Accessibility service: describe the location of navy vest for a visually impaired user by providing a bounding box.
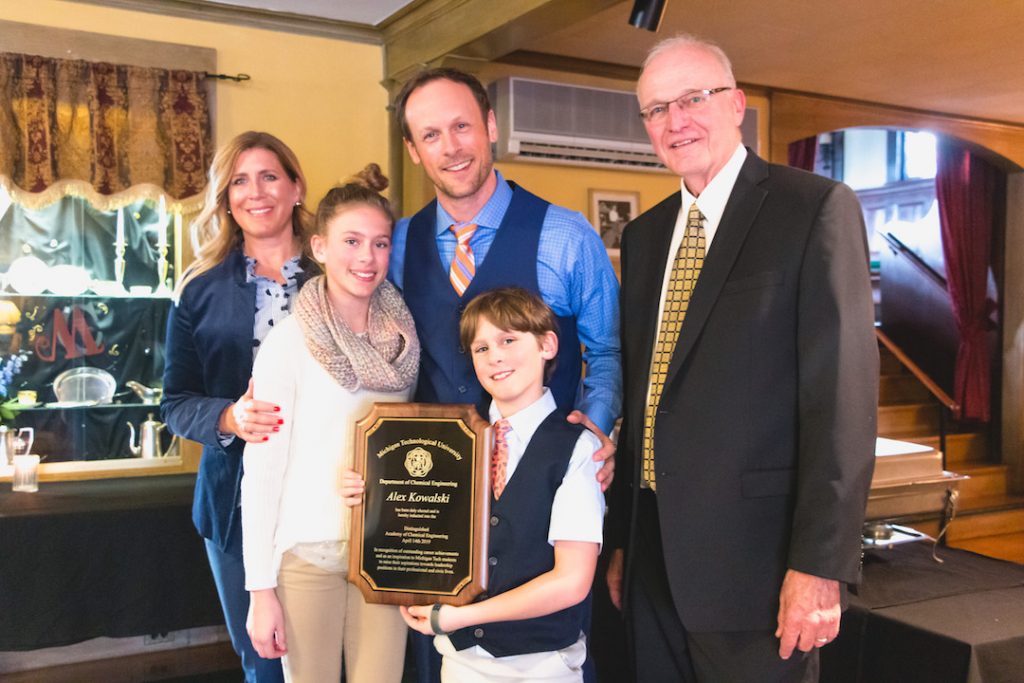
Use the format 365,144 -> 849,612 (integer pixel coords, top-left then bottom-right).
402,183 -> 583,415
449,411 -> 588,656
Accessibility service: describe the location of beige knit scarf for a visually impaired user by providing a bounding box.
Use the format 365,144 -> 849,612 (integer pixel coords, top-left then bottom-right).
293,275 -> 419,392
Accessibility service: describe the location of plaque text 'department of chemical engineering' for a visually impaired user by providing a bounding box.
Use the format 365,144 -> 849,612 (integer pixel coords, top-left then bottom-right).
348,403 -> 490,606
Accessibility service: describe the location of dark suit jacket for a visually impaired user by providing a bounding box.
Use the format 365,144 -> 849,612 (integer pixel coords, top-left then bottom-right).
609,151 -> 878,632
161,246 -> 314,551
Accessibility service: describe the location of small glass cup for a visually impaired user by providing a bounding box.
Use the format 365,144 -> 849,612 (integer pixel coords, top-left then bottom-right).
12,454 -> 39,492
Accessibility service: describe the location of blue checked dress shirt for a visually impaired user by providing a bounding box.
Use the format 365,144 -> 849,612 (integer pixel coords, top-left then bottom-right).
390,171 -> 622,434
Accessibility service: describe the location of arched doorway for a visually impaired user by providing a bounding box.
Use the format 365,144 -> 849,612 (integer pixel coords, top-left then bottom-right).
783,119 -> 1023,562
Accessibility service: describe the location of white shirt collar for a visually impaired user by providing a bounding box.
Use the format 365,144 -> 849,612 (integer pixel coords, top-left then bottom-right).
680,144 -> 747,249
487,388 -> 557,446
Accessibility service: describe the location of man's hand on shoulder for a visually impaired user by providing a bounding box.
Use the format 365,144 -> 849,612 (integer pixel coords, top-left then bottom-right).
775,568 -> 841,659
567,409 -> 615,491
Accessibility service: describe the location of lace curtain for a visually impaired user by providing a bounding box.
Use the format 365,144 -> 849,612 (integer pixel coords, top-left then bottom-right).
0,51 -> 211,210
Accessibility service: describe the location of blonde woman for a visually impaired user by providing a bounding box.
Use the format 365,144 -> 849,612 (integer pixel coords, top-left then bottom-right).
162,131 -> 315,683
241,164 -> 418,682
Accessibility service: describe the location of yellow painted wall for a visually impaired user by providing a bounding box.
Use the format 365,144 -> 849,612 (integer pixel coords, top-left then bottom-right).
491,161 -> 679,277
494,162 -> 678,223
403,159 -> 679,226
1,0 -> 389,204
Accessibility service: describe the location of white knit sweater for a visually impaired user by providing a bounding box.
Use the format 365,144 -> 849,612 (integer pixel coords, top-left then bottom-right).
241,315 -> 412,590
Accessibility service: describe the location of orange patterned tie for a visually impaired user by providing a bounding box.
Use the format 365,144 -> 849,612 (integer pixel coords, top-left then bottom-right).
491,419 -> 511,500
449,223 -> 478,296
642,203 -> 705,491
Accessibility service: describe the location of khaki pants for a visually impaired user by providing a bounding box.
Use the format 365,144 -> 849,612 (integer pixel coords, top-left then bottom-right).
435,632 -> 586,683
276,552 -> 406,683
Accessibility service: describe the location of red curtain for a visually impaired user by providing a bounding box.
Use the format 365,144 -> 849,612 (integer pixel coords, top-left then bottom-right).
935,141 -> 996,422
787,136 -> 818,172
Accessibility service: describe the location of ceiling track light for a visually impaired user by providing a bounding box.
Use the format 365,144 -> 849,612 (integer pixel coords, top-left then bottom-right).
628,0 -> 668,32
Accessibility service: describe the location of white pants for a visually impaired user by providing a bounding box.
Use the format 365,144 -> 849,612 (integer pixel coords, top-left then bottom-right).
275,552 -> 406,683
435,632 -> 586,683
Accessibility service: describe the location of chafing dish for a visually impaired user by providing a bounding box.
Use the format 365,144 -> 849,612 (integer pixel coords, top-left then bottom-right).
863,437 -> 968,546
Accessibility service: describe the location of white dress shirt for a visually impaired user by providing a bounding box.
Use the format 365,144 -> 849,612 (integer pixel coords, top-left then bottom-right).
652,143 -> 749,338
488,389 -> 605,547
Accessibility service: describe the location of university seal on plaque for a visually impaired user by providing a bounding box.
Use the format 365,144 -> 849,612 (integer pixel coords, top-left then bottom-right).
404,447 -> 433,478
348,403 -> 490,606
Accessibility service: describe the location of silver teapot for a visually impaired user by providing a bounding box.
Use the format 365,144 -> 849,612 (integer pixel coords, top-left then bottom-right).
127,414 -> 176,459
126,380 -> 163,405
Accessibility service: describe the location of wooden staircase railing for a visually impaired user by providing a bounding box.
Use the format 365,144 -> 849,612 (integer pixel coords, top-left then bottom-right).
875,325 -> 961,468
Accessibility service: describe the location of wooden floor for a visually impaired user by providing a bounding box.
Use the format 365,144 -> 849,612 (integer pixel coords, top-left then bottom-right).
13,642 -> 427,683
5,642 -> 241,683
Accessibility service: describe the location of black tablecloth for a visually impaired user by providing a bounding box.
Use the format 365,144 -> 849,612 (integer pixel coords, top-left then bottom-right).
0,475 -> 223,650
853,541 -> 1024,608
822,543 -> 1024,683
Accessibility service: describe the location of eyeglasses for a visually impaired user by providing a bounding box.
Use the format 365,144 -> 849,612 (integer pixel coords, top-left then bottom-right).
638,87 -> 733,123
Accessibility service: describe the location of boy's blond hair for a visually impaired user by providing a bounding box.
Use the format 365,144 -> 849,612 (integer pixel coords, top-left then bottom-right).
460,288 -> 559,378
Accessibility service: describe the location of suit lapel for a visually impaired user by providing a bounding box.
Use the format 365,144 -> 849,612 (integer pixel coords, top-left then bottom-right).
628,192 -> 680,377
664,154 -> 769,387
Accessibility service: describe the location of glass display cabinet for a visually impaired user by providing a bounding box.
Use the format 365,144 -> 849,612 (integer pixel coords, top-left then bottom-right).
0,190 -> 198,479
0,192 -> 215,658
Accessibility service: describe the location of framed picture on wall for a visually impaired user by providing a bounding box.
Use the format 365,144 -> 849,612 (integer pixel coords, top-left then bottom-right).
589,189 -> 639,253
741,95 -> 769,156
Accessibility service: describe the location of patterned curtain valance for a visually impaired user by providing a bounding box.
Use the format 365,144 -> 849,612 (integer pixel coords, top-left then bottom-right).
0,51 -> 212,201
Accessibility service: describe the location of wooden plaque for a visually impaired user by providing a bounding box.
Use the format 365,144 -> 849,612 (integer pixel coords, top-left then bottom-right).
348,403 -> 490,606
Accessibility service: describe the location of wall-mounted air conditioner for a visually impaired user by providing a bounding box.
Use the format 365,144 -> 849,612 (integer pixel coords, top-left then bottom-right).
488,77 -> 667,172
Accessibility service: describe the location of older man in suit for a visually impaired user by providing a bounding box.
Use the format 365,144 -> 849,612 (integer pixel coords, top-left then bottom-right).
606,35 -> 878,682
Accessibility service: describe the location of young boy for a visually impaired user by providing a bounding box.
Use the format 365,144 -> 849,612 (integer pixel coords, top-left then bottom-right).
401,287 -> 605,683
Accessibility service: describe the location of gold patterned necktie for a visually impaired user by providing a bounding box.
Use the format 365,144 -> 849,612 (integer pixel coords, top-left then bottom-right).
491,419 -> 511,499
642,203 -> 705,490
449,223 -> 478,296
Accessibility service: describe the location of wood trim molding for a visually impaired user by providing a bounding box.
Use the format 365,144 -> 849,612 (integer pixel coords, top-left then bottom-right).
875,327 -> 959,416
0,441 -> 200,483
496,50 -> 640,82
73,0 -> 381,44
770,91 -> 1024,170
383,0 -> 551,81
0,19 -> 216,71
381,0 -> 619,83
1002,173 -> 1024,493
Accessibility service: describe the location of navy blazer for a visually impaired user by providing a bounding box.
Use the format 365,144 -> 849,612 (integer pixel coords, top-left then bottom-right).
162,246 -> 314,551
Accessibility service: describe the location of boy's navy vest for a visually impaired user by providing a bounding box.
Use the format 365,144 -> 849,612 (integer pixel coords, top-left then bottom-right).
402,183 -> 582,414
449,411 -> 588,656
